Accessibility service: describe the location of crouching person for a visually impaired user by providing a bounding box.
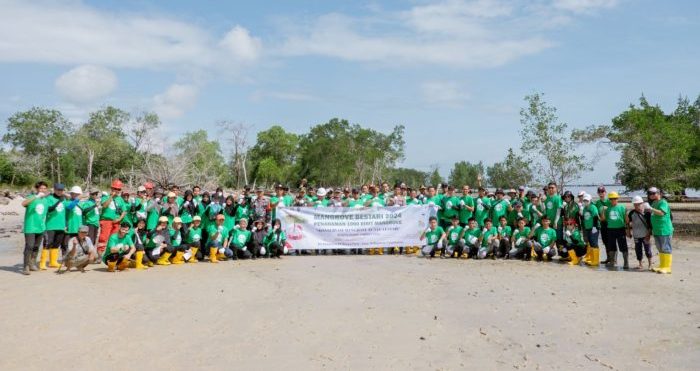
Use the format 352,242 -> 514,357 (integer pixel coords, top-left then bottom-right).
444,216 -> 465,258
62,226 -> 97,273
102,222 -> 135,272
230,219 -> 253,260
562,219 -> 586,265
129,219 -> 150,269
459,218 -> 482,258
168,217 -> 187,264
420,216 -> 445,259
184,216 -> 204,263
509,218 -> 532,260
251,219 -> 268,259
477,218 -> 499,259
207,214 -> 230,263
530,216 -> 557,261
496,216 -> 512,259
264,219 -> 287,258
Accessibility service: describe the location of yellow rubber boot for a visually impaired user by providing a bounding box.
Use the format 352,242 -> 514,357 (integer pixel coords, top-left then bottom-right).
585,248 -> 599,266
189,248 -> 198,263
171,251 -> 185,265
656,253 -> 672,274
117,260 -> 129,271
48,248 -> 61,268
107,260 -> 117,272
209,247 -> 219,263
582,245 -> 591,264
157,252 -> 172,265
568,250 -> 580,266
368,248 -> 375,255
134,251 -> 147,270
377,248 -> 384,255
39,249 -> 49,270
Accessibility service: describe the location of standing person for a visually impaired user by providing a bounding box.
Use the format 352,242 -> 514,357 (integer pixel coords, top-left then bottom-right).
544,182 -> 563,248
419,216 -> 445,259
64,186 -> 85,250
490,189 -> 510,226
440,186 -> 460,230
264,219 -> 287,258
160,192 -> 180,225
562,219 -> 586,265
252,187 -> 271,224
21,181 -> 49,274
458,185 -> 475,228
146,188 -> 164,231
627,196 -> 652,270
647,187 -> 674,274
474,187 -> 492,228
595,186 -> 613,264
45,183 -> 68,268
62,225 -> 98,273
179,190 -> 197,230
234,195 -> 251,227
528,193 -> 545,228
82,189 -> 101,247
270,185 -> 293,222
600,192 -> 629,269
98,179 -> 127,257
581,194 -> 601,266
102,222 -> 135,272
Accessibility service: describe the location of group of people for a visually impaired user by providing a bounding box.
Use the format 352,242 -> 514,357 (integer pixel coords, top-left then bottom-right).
19,179 -> 675,275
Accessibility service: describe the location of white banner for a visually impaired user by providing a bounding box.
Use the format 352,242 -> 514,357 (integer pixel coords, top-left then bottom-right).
278,205 -> 434,250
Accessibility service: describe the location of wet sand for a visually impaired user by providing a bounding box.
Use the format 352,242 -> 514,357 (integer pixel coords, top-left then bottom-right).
0,200 -> 698,370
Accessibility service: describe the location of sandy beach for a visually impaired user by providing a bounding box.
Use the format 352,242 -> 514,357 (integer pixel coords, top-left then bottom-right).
0,199 -> 698,370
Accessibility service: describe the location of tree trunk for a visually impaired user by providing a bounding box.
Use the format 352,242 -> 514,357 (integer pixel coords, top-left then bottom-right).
86,149 -> 94,190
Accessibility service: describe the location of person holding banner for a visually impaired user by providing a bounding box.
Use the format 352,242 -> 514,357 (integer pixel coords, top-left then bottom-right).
420,216 -> 446,259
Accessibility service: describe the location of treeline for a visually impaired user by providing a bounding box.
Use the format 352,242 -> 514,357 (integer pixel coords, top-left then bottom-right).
2,93 -> 699,192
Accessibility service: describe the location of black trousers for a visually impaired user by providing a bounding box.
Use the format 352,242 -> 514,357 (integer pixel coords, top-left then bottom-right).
23,233 -> 43,264
46,230 -> 66,251
564,241 -> 587,257
104,253 -> 125,263
605,228 -> 628,253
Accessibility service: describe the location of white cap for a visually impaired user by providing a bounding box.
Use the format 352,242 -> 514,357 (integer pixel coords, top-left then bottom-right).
632,196 -> 644,204
69,186 -> 82,195
317,187 -> 327,197
583,194 -> 592,202
647,187 -> 659,194
137,185 -> 146,192
578,190 -> 586,197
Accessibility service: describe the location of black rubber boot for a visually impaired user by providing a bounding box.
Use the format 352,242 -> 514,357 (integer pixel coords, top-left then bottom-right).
605,250 -> 616,267
622,252 -> 629,270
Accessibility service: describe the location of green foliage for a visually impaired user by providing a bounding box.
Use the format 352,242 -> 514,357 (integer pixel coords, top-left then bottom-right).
385,167 -> 429,188
486,148 -> 533,189
173,130 -> 226,187
429,167 -> 444,187
249,125 -> 299,185
520,93 -> 590,189
448,161 -> 484,187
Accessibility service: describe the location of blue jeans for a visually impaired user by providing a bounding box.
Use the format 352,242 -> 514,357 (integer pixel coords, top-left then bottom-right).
584,228 -> 600,248
653,235 -> 672,254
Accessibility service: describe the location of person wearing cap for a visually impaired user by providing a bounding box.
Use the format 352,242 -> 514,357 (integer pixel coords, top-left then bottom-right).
184,215 -> 203,262
99,179 -> 127,257
252,187 -> 271,224
149,216 -> 173,265
230,219 -> 253,260
314,188 -> 330,208
474,187 -> 492,228
600,191 -> 629,269
21,181 -> 49,275
81,189 -> 101,246
122,188 -> 144,228
562,191 -> 580,226
263,219 -> 287,258
160,191 -> 180,225
44,183 -> 69,269
166,217 -> 186,264
562,218 -> 586,265
102,222 -> 135,272
529,215 -> 557,261
62,225 -> 97,273
581,194 -> 601,266
146,188 -> 165,230
170,184 -> 184,207
206,214 -> 230,263
458,185 -> 475,228
129,219 -> 150,269
293,188 -> 308,207
363,186 -> 386,255
329,188 -> 345,208
647,187 -> 673,274
595,186 -> 613,264
627,196 -> 652,270
65,186 -> 85,246
440,186 -> 460,230
419,216 -> 446,259
250,219 -> 268,258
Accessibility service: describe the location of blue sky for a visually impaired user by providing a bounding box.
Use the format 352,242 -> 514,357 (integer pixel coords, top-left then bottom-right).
1,0 -> 698,184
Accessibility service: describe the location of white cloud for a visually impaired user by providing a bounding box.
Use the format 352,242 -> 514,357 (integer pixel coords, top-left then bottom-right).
152,84 -> 199,119
250,90 -> 317,102
55,65 -> 117,104
552,0 -> 619,13
0,1 -> 261,72
278,0 -> 618,68
421,81 -> 470,107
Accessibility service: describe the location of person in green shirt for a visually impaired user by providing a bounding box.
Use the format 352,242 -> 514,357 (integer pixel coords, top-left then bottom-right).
313,188 -> 330,208
600,191 -> 629,269
581,194 -> 601,266
45,183 -> 68,268
222,196 -> 237,230
65,185 -> 85,239
230,219 -> 253,260
507,201 -> 528,229
406,188 -> 423,206
424,186 -> 442,221
102,222 -> 135,272
529,216 -> 557,261
477,218 -> 499,259
562,191 -> 580,227
21,181 -> 49,275
496,216 -> 512,258
420,216 -> 446,259
166,217 -> 187,264
474,187 -> 492,228
185,216 -> 203,263
440,186 -> 460,230
594,186 -> 613,264
345,189 -> 365,208
459,218 -> 482,258
544,182 -> 563,247
98,179 -> 127,256
444,216 -> 465,258
179,190 -> 197,228
270,185 -> 294,221
647,187 -> 674,274
263,219 -> 287,258
146,188 -> 165,231
458,185 -> 475,227
206,214 -> 229,263
508,217 -> 532,260
82,189 -> 101,245
562,218 -> 587,265
490,189 -> 510,225
528,195 -> 545,227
